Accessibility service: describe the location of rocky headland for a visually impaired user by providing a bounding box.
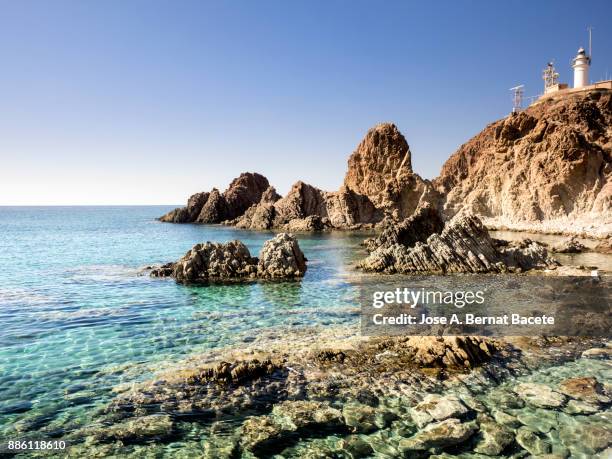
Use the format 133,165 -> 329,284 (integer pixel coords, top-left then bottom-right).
435,91 -> 612,239
159,91 -> 611,240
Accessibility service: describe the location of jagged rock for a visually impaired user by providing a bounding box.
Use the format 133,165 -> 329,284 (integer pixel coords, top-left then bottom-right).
151,233 -> 306,283
187,359 -> 282,386
233,186 -> 281,230
404,336 -> 496,369
342,403 -> 378,433
159,172 -> 270,224
222,172 -> 270,220
410,394 -> 471,428
258,233 -> 307,278
197,188 -> 228,223
284,215 -> 328,232
513,383 -> 567,408
149,262 -> 175,277
159,192 -> 210,223
272,181 -> 328,226
323,186 -> 382,227
398,418 -> 478,452
435,92 -> 612,238
168,240 -> 258,283
358,212 -> 558,274
363,203 -> 444,252
473,420 -> 514,455
558,377 -> 610,405
343,123 -> 437,218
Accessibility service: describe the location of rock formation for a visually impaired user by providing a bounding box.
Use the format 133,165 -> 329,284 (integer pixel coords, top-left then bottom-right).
435,91 -> 612,237
160,123 -> 433,230
150,233 -> 307,283
362,203 -> 444,252
343,123 -> 437,218
159,172 -> 269,224
358,211 -> 559,274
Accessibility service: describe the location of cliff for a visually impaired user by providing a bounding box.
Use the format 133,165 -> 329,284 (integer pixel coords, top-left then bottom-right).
434,91 -> 612,237
160,91 -> 611,237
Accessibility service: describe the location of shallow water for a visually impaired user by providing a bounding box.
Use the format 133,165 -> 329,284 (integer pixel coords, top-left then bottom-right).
0,206 -> 366,441
490,230 -> 612,271
1,207 -> 610,457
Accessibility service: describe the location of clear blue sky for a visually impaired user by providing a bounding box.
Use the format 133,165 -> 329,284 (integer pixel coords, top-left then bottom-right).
1,0 -> 610,205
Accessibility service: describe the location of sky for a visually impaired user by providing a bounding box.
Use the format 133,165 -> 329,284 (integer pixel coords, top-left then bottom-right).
1,0 -> 611,205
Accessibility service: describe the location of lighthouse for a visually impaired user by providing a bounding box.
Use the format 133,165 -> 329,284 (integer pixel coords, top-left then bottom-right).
572,47 -> 591,88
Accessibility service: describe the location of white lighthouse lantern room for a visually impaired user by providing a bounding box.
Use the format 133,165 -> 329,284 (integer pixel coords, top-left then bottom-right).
572,47 -> 591,88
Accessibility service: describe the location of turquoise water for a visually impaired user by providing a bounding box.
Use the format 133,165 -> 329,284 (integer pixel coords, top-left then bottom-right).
0,206 -> 365,441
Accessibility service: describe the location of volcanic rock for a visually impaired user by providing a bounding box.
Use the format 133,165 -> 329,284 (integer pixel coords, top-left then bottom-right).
232,186 -> 281,230
343,123 -> 437,218
358,212 -> 558,274
363,202 -> 444,252
222,172 -> 270,220
435,91 -> 612,237
258,232 -> 308,278
552,236 -> 587,253
150,233 -> 307,283
196,188 -> 228,223
159,172 -> 270,224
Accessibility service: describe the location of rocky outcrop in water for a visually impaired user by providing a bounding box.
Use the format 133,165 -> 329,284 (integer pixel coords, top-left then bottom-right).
160,123 -> 434,230
150,233 -> 307,283
359,212 -> 559,274
159,172 -> 270,224
552,236 -> 587,253
363,203 -> 444,252
435,91 -> 612,237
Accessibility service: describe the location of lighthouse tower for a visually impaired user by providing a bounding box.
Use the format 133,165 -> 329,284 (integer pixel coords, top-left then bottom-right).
572,47 -> 591,88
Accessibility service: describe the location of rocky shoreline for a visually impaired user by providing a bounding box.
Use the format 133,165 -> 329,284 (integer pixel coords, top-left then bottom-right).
30,324 -> 610,458
159,91 -> 611,240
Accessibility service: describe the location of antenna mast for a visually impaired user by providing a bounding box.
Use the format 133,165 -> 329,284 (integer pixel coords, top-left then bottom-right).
588,26 -> 593,58
509,85 -> 524,113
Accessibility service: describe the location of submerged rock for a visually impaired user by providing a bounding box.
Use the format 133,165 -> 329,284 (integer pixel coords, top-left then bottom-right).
515,426 -> 552,455
272,400 -> 344,430
513,382 -> 567,408
558,377 -> 610,405
150,233 -> 307,283
83,414 -> 174,444
410,394 -> 471,428
398,418 -> 478,452
473,420 -> 514,455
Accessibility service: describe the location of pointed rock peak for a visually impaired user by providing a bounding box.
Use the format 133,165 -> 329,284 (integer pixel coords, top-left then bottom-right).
344,122 -> 413,200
